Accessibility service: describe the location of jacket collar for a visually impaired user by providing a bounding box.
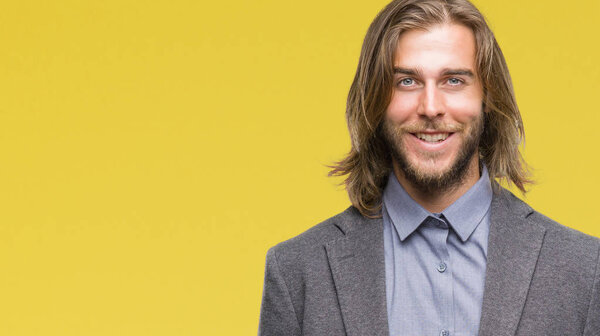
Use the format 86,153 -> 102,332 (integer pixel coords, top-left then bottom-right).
325,209 -> 388,336
477,186 -> 546,336
325,186 -> 545,336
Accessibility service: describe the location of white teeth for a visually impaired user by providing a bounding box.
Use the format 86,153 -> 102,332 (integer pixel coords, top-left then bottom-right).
415,133 -> 449,142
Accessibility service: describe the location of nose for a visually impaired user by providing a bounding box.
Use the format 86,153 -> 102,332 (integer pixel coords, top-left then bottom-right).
418,84 -> 444,119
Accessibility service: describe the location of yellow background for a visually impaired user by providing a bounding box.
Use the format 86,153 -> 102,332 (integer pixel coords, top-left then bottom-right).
0,0 -> 598,335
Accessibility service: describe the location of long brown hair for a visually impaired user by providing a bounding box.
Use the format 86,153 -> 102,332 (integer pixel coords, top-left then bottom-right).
329,0 -> 532,218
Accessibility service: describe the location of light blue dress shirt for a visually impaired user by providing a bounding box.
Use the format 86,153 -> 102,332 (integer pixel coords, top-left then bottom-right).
383,165 -> 493,336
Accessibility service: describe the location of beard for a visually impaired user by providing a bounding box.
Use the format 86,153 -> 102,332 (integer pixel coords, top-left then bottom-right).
382,114 -> 484,194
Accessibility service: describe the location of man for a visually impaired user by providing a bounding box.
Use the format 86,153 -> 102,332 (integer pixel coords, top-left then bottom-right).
259,0 -> 600,335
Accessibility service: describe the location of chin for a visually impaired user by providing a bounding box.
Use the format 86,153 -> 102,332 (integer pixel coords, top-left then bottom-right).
411,166 -> 452,182
408,155 -> 454,176
395,152 -> 475,193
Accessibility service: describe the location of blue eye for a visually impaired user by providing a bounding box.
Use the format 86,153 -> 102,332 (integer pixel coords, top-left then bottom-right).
399,78 -> 414,86
448,78 -> 462,85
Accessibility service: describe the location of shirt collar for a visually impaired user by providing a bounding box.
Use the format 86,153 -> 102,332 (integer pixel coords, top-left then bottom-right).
383,164 -> 493,242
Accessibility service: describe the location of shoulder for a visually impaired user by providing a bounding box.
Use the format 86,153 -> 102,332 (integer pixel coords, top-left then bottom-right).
498,187 -> 600,259
267,206 -> 362,260
528,210 -> 600,249
262,206 -> 368,310
527,209 -> 600,272
261,207 -> 372,329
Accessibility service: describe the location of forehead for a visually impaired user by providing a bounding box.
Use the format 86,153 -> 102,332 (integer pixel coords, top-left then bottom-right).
393,23 -> 477,71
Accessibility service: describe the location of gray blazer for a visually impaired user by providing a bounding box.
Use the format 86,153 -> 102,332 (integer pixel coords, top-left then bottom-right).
258,188 -> 600,335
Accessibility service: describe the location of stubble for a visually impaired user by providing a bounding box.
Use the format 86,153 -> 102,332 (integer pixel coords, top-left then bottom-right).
382,114 -> 484,194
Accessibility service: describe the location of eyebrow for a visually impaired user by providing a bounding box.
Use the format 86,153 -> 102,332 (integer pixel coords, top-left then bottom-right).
393,67 -> 475,78
393,67 -> 421,76
442,69 -> 475,77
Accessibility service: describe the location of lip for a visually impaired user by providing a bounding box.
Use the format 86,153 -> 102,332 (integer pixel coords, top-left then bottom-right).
408,132 -> 455,151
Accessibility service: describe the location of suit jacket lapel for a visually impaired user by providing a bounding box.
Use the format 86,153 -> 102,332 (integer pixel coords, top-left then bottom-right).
325,212 -> 389,336
478,189 -> 546,336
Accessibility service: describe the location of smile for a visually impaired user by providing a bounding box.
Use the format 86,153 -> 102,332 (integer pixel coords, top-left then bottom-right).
413,132 -> 452,143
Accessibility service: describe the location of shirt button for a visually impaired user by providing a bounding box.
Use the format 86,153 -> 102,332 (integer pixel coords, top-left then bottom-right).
437,261 -> 447,273
440,329 -> 450,336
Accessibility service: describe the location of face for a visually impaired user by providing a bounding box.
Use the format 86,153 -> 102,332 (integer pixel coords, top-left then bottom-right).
383,23 -> 484,193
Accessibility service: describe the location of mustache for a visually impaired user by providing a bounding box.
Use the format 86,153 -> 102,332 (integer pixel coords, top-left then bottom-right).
396,121 -> 465,133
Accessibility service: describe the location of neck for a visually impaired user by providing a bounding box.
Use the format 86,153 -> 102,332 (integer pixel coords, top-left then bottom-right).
392,156 -> 481,213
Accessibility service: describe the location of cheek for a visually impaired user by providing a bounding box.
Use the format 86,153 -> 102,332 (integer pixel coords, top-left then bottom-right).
446,96 -> 482,123
386,92 -> 419,123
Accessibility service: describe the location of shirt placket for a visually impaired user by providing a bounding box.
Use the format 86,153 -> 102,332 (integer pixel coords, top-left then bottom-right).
429,216 -> 455,336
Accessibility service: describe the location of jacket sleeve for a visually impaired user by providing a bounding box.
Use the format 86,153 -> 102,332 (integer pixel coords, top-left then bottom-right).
583,245 -> 600,336
258,247 -> 302,336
